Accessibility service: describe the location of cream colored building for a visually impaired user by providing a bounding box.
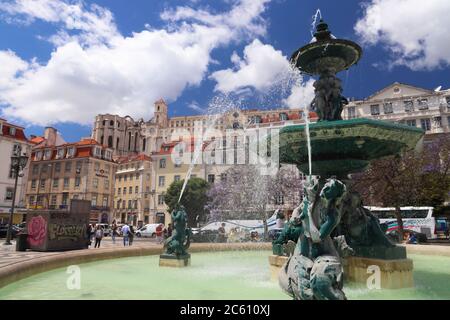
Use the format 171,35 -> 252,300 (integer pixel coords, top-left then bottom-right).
0,118 -> 33,224
343,82 -> 450,138
26,138 -> 116,223
113,154 -> 152,227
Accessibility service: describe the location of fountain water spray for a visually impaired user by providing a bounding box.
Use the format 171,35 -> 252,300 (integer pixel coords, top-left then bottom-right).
311,9 -> 322,38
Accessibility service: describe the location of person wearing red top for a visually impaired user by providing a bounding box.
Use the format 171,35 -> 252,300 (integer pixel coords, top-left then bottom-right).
156,224 -> 164,244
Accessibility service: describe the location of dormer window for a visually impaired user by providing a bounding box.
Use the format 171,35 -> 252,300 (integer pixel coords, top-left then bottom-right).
44,149 -> 52,160
67,147 -> 75,157
9,127 -> 16,136
105,150 -> 112,160
35,151 -> 43,161
94,147 -> 102,157
279,113 -> 288,121
56,148 -> 65,159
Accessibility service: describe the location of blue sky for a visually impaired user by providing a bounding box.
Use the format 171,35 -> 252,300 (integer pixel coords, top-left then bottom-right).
0,0 -> 449,142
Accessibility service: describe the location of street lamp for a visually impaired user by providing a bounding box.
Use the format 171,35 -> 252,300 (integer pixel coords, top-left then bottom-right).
3,145 -> 28,245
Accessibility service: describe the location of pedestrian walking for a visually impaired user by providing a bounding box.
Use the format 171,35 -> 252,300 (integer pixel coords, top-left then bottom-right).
121,223 -> 130,246
94,225 -> 103,248
156,224 -> 163,244
86,224 -> 92,247
129,225 -> 135,246
111,221 -> 117,244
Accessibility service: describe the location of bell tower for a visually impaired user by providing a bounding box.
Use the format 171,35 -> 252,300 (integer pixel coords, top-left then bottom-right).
154,98 -> 168,128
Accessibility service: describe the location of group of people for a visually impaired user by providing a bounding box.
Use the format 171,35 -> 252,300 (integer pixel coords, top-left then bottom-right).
86,221 -> 173,249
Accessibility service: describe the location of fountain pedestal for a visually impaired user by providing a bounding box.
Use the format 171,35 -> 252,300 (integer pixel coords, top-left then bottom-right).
159,254 -> 191,268
268,255 -> 414,289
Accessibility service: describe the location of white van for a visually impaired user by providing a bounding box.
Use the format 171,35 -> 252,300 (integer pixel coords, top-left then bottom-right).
135,223 -> 163,238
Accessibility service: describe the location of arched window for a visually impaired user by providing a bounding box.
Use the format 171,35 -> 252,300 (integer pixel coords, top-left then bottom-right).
142,138 -> 146,151
108,136 -> 113,148
134,135 -> 138,151
128,132 -> 131,151
102,120 -> 106,126
117,121 -> 120,128
110,120 -> 114,126
100,136 -> 104,145
116,137 -> 120,149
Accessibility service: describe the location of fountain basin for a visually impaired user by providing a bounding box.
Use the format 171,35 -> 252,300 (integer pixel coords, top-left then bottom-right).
279,118 -> 424,177
1,249 -> 450,299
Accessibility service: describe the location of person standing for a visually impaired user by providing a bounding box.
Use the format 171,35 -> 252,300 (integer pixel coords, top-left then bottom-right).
111,221 -> 117,244
94,225 -> 103,248
86,224 -> 92,248
129,225 -> 135,246
217,223 -> 227,243
156,224 -> 163,244
122,223 -> 130,246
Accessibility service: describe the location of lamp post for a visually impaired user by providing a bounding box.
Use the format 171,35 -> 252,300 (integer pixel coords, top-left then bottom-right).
3,145 -> 28,245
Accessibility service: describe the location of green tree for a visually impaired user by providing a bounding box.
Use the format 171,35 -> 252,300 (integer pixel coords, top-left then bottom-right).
164,177 -> 210,228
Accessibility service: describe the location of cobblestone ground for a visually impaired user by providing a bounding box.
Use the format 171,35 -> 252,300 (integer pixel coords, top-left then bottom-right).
0,237 -> 161,269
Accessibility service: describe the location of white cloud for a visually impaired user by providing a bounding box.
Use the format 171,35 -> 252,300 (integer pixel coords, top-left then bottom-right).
355,0 -> 450,70
0,0 -> 270,126
210,38 -> 315,109
210,39 -> 290,93
187,101 -> 205,113
283,78 -> 315,110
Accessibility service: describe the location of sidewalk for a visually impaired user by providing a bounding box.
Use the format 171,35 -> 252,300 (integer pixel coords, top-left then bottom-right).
0,238 -> 159,269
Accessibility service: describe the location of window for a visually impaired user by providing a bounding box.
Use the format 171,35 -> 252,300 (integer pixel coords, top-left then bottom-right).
94,162 -> 100,173
404,101 -> 414,112
421,118 -> 431,131
105,179 -> 110,190
159,158 -> 166,169
32,165 -> 39,175
104,164 -> 110,174
95,148 -> 102,157
37,195 -> 43,206
91,195 -> 97,207
9,127 -> 16,136
117,200 -> 121,209
159,176 -> 165,187
5,188 -> 14,201
53,178 -> 59,188
135,186 -> 139,194
207,174 -> 215,183
124,175 -> 127,182
174,175 -> 181,182
446,97 -> 450,109
67,147 -> 75,157
221,173 -> 227,181
123,187 -> 127,195
93,178 -> 98,188
41,165 -> 48,173
65,162 -> 72,172
103,196 -> 108,207
158,195 -> 165,205
128,200 -> 132,209
383,102 -> 393,114
118,188 -> 121,195
29,196 -> 35,206
417,99 -> 428,110
40,179 -> 45,188
12,144 -> 21,156
279,113 -> 288,121
35,151 -> 43,161
129,186 -> 132,194
31,179 -> 37,189
63,178 -> 70,189
57,148 -> 65,159
62,193 -> 69,206
370,104 -> 380,115
51,195 -> 57,206
433,116 -> 442,128
347,106 -> 356,119
406,119 -> 417,127
75,177 -> 81,188
55,163 -> 61,172
275,194 -> 284,205
76,161 -> 82,173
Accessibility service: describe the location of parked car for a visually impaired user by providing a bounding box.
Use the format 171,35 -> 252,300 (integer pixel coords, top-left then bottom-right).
0,224 -> 22,239
191,229 -> 221,243
135,224 -> 163,238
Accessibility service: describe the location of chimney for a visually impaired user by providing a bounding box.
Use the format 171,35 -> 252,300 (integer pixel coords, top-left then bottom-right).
44,127 -> 57,146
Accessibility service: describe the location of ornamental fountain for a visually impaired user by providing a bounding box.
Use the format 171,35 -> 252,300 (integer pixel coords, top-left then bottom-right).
271,19 -> 425,300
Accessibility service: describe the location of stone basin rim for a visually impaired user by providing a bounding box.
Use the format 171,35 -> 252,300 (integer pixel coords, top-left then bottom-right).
0,242 -> 271,290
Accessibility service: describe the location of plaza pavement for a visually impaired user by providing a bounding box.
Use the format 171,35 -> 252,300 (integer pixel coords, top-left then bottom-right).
0,237 -> 160,270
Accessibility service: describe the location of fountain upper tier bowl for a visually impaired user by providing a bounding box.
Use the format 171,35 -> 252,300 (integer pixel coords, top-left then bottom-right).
279,118 -> 424,178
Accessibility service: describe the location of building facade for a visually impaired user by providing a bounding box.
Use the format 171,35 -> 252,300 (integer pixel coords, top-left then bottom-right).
343,82 -> 450,138
113,154 -> 152,227
0,118 -> 33,224
26,138 -> 116,224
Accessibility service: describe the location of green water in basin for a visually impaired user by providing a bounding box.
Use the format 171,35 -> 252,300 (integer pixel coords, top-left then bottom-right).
0,251 -> 449,300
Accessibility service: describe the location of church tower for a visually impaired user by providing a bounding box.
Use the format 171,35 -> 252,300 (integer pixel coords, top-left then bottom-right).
154,98 -> 168,128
